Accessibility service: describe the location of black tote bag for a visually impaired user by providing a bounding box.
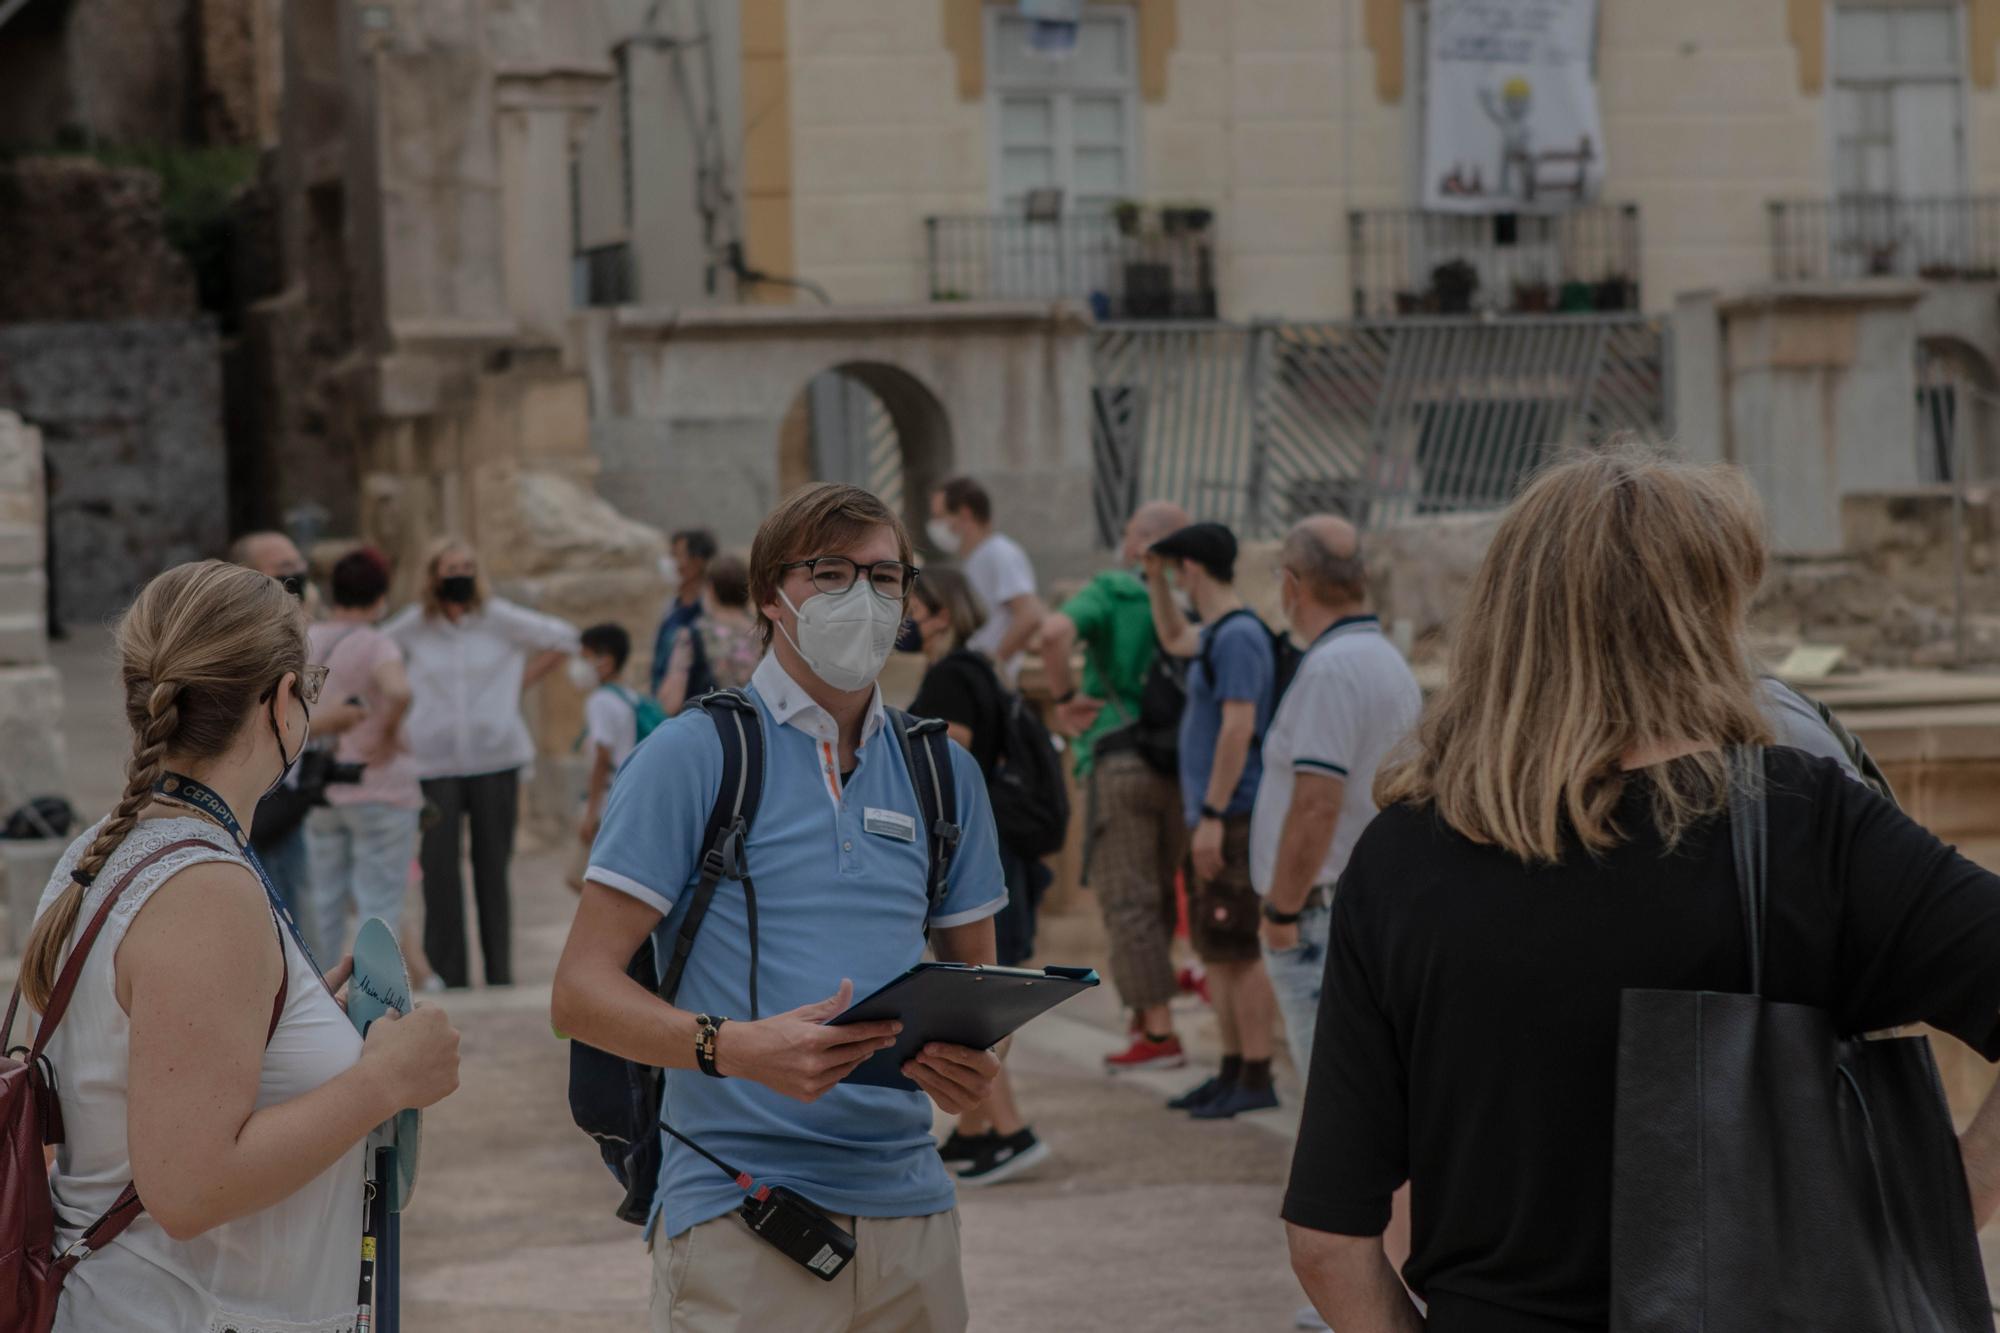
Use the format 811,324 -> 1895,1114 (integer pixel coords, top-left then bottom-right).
1610,748 -> 1992,1332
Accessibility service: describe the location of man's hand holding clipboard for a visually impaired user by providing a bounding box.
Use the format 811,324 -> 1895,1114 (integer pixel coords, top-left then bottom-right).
824,963 -> 1101,1093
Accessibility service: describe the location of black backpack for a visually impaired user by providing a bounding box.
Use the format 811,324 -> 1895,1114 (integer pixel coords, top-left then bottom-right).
566,688 -> 960,1225
1092,634 -> 1187,777
956,655 -> 1071,860
1198,608 -> 1303,719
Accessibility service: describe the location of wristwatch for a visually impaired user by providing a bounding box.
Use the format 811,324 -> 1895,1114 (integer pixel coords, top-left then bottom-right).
694,1013 -> 728,1078
1199,803 -> 1226,822
1261,901 -> 1303,926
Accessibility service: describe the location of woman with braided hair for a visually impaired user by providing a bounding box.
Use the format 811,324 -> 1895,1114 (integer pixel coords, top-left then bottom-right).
19,559 -> 461,1333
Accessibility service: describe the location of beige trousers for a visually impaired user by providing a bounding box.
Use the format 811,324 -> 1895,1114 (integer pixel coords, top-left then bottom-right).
650,1208 -> 968,1333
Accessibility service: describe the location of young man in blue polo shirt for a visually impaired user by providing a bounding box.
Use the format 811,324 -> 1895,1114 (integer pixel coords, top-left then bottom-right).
553,484 -> 1006,1332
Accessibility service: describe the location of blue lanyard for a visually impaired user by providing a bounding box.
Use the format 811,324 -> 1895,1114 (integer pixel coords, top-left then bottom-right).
154,772 -> 327,982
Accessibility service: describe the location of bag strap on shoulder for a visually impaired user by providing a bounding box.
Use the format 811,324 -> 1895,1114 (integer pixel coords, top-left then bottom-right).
655,688 -> 765,1016
1728,745 -> 1769,997
5,836 -> 288,1283
889,709 -> 960,926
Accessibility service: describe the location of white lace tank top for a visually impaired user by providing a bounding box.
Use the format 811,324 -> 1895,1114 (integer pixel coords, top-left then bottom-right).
32,816 -> 366,1333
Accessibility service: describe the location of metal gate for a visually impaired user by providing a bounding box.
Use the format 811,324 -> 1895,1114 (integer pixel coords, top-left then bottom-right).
1090,314 -> 1671,541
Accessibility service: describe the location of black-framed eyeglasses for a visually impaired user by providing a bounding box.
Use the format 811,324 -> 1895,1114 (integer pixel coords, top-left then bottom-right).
780,556 -> 918,601
265,664 -> 328,706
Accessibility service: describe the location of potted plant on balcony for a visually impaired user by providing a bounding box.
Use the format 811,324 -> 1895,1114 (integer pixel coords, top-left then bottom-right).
1112,198 -> 1144,237
1512,277 -> 1554,313
1161,203 -> 1214,236
1429,259 -> 1480,314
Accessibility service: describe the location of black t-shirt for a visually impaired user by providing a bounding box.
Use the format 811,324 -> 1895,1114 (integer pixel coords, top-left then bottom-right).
1282,747 -> 2000,1333
909,649 -> 1005,778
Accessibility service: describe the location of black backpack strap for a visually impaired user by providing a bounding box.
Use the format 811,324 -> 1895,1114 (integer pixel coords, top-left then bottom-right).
889,708 -> 960,928
1196,607 -> 1259,683
656,688 -> 766,1017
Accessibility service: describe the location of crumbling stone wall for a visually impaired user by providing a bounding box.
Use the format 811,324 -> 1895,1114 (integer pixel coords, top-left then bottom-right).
0,412 -> 69,954
0,160 -> 199,322
0,322 -> 227,622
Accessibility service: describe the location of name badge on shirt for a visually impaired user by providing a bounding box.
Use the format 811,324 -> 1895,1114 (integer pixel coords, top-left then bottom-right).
864,807 -> 918,843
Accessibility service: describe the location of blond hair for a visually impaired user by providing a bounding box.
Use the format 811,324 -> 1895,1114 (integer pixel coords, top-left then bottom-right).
1376,448 -> 1773,863
419,537 -> 487,619
21,561 -> 306,1009
748,484 -> 913,647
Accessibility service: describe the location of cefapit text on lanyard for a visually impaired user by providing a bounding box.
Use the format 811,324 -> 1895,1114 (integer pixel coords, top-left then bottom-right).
152,771 -> 329,984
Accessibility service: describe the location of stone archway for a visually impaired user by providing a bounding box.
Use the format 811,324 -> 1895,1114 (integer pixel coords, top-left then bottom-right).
778,360 -> 955,538
583,302 -> 1098,583
1916,334 -> 2000,483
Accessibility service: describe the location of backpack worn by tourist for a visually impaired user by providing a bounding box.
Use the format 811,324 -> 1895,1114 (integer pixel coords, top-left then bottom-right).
566,689 -> 961,1226
2,840 -> 288,1333
1091,634 -> 1188,778
1198,608 -> 1304,716
961,655 -> 1071,861
603,684 -> 668,747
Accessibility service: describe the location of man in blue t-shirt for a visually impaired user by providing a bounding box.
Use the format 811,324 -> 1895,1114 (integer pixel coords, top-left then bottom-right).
554,485 -> 1006,1331
1145,521 -> 1282,1120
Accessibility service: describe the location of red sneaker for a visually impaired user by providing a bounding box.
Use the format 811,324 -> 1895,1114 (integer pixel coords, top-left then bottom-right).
1104,1033 -> 1187,1072
1177,965 -> 1211,1007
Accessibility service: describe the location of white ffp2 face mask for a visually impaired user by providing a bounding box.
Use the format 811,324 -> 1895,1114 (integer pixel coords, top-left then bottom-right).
779,581 -> 903,693
926,518 -> 962,555
567,656 -> 599,691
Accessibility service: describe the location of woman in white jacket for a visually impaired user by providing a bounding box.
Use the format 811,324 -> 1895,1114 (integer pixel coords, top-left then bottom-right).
385,539 -> 577,989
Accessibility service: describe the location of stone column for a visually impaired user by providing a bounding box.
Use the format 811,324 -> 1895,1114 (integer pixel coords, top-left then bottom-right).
0,412 -> 69,956
495,67 -> 612,346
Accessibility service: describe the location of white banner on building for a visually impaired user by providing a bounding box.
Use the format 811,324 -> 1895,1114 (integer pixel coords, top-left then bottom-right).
1423,0 -> 1604,213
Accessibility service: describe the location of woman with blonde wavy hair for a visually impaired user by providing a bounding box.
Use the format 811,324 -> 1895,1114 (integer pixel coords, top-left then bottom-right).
1282,450 -> 2000,1333
18,560 -> 461,1332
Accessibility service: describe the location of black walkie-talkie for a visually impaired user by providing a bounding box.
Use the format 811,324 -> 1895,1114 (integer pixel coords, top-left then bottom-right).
664,1123 -> 857,1282
738,1184 -> 857,1281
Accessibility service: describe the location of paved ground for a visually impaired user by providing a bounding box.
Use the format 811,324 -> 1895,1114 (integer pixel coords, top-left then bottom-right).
43,626 -> 1311,1332
41,626 -> 2000,1330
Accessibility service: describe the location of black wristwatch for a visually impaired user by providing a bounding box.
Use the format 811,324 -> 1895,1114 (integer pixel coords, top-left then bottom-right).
1199,803 -> 1226,822
694,1013 -> 728,1078
1261,901 -> 1303,925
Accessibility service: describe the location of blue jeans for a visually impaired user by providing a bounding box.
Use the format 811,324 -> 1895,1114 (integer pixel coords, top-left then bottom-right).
1262,901 -> 1331,1074
260,822 -> 318,960
307,802 -> 421,964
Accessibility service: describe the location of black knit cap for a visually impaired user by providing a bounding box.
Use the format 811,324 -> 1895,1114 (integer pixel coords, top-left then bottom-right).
1150,522 -> 1238,583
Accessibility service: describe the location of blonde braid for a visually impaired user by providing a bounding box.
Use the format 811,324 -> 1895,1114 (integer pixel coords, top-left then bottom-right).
19,680 -> 184,1011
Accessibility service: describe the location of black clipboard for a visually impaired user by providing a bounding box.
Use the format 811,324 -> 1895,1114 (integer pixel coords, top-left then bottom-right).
824,963 -> 1100,1090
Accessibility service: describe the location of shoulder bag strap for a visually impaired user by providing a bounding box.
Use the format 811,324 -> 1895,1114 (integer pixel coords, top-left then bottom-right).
657,690 -> 764,1017
1728,745 -> 1770,997
889,709 -> 961,927
25,837 -> 287,1282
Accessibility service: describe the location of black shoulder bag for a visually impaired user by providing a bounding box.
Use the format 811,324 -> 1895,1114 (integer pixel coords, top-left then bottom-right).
1610,747 -> 1991,1331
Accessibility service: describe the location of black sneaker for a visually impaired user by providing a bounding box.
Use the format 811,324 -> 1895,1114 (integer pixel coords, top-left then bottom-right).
937,1128 -> 994,1167
955,1128 -> 1050,1186
1167,1075 -> 1231,1112
1190,1081 -> 1279,1120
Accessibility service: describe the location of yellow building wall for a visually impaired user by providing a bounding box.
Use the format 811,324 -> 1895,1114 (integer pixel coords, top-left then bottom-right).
770,0 -> 2000,317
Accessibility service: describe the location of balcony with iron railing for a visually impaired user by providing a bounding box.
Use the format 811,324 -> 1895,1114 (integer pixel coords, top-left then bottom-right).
1768,196 -> 2000,282
1347,203 -> 1642,318
925,210 -> 1217,319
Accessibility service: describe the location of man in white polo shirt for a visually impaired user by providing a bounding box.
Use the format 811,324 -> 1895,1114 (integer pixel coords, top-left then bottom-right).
1251,515 -> 1422,1073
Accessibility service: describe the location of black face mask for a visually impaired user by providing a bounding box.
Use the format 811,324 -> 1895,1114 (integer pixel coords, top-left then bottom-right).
437,575 -> 477,605
894,618 -> 924,654
263,690 -> 311,801
279,572 -> 308,601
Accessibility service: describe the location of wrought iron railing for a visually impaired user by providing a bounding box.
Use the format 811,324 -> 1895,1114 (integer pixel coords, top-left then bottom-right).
1768,196 -> 2000,282
572,242 -> 636,308
1090,314 -> 1669,540
1347,204 -> 1642,318
925,214 -> 1217,319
